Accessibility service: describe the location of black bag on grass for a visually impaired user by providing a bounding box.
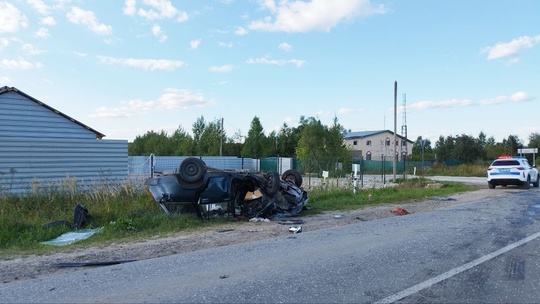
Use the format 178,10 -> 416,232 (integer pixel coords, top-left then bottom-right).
73,204 -> 90,229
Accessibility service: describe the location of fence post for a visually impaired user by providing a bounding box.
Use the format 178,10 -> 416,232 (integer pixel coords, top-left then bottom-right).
150,153 -> 155,177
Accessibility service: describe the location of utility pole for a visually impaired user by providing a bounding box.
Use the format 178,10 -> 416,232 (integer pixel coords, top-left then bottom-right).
393,81 -> 397,181
401,93 -> 408,177
219,117 -> 223,157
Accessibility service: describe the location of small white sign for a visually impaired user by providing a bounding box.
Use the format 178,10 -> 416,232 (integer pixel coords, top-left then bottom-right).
322,171 -> 329,178
518,148 -> 538,153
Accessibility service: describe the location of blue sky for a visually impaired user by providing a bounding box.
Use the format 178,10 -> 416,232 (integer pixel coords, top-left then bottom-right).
1,0 -> 539,146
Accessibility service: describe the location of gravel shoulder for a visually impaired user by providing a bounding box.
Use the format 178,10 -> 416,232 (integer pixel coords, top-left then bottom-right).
1,185 -> 501,284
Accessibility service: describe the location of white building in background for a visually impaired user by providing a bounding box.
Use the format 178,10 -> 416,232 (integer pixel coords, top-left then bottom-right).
344,130 -> 414,161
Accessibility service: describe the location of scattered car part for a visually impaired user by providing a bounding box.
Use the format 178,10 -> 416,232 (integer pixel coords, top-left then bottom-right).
54,260 -> 136,267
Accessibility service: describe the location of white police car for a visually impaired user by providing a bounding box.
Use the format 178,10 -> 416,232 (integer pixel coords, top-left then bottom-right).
487,156 -> 539,189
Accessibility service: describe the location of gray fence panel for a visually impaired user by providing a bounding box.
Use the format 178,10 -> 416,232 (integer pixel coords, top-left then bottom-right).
128,156 -> 260,177
0,137 -> 128,194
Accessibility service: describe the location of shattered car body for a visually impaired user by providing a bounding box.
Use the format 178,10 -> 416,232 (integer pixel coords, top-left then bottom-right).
144,157 -> 308,219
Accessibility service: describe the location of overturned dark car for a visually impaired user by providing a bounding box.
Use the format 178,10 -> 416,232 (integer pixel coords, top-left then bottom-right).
144,157 -> 309,219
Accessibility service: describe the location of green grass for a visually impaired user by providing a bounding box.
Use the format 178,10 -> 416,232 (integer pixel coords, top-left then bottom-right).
423,163 -> 488,177
306,178 -> 476,213
0,177 -> 478,258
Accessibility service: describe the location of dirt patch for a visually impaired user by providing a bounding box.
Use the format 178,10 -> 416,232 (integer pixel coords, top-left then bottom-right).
0,188 -> 500,284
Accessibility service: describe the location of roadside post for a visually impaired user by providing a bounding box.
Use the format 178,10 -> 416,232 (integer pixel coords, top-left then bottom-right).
352,164 -> 360,194
322,170 -> 329,189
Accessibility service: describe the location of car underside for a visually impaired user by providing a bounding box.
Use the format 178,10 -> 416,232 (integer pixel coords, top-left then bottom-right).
144,157 -> 309,219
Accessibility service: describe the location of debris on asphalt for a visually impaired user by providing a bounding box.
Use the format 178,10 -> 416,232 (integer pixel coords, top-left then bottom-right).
249,217 -> 271,222
289,226 -> 302,234
390,208 -> 410,215
278,219 -> 304,225
54,260 -> 136,267
434,197 -> 457,201
216,228 -> 235,233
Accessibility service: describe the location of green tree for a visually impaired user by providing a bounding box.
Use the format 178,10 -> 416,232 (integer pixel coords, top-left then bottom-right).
410,136 -> 434,161
197,118 -> 224,156
502,135 -> 523,155
295,116 -> 348,176
528,132 -> 540,149
241,116 -> 268,158
170,126 -> 193,155
128,130 -> 172,156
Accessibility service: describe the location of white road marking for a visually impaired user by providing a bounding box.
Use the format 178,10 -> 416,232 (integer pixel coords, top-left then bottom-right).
375,231 -> 540,304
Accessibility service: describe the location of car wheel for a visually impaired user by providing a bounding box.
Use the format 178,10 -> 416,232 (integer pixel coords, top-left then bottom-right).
488,182 -> 495,189
523,176 -> 531,189
264,171 -> 280,196
282,169 -> 303,187
179,157 -> 206,183
533,175 -> 540,188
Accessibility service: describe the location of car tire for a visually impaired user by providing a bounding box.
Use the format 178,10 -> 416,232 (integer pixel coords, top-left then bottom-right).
264,171 -> 280,196
533,175 -> 540,188
488,182 -> 495,189
282,169 -> 303,187
179,157 -> 206,183
523,176 -> 531,189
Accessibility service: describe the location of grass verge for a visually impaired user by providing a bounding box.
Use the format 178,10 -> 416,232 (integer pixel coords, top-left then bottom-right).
0,177 -> 478,258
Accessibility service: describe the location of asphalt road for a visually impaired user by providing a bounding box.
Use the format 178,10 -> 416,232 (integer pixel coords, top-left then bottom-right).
1,187 -> 540,303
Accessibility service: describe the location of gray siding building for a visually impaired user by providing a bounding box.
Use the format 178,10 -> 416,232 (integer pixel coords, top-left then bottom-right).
0,86 -> 128,194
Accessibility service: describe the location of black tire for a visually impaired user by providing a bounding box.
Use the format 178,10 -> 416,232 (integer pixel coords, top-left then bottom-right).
523,176 -> 530,189
488,182 -> 495,189
533,175 -> 540,188
264,171 -> 280,196
179,157 -> 206,183
282,169 -> 303,187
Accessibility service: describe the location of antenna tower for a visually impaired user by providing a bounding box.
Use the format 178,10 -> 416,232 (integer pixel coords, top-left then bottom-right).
401,94 -> 408,155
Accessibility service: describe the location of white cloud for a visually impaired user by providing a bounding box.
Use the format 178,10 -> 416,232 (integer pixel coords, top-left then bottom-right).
408,99 -> 472,110
91,88 -> 211,118
152,24 -> 167,42
0,38 -> 9,51
123,0 -> 136,15
176,11 -> 188,22
0,58 -> 43,69
246,56 -> 305,67
97,56 -> 184,71
27,0 -> 50,15
483,35 -> 540,60
217,41 -> 234,48
190,39 -> 201,49
479,92 -> 534,106
35,27 -> 49,38
22,43 -> 45,55
249,0 -> 387,33
136,0 -> 189,22
234,26 -> 248,35
209,64 -> 234,73
40,16 -> 56,26
74,51 -> 87,57
278,42 -> 292,51
0,2 -> 28,33
66,7 -> 112,35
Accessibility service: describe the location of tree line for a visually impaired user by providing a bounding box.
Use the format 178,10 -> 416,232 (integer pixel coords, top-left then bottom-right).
128,115 -> 350,174
410,132 -> 540,163
129,115 -> 540,168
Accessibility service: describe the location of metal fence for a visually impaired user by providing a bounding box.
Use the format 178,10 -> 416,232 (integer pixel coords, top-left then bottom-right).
128,155 -> 298,177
